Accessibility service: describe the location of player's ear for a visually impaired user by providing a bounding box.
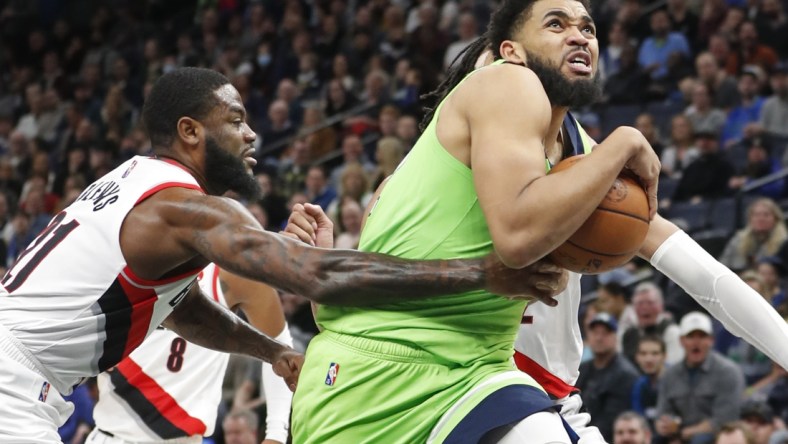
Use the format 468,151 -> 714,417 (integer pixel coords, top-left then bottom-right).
176,117 -> 203,147
499,40 -> 527,66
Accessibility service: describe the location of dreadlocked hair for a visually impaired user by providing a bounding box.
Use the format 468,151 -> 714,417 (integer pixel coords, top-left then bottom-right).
419,0 -> 591,131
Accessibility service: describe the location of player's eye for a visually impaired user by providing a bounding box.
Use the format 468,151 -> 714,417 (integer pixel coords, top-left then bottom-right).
547,19 -> 562,29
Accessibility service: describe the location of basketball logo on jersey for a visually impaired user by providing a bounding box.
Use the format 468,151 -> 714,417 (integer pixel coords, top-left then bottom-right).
325,362 -> 340,386
38,381 -> 50,402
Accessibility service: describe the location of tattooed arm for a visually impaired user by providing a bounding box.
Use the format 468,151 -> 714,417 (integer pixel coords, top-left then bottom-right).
161,284 -> 302,390
122,188 -> 565,306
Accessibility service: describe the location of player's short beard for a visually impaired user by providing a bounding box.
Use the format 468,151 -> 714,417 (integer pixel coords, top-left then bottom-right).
525,50 -> 602,108
204,136 -> 261,201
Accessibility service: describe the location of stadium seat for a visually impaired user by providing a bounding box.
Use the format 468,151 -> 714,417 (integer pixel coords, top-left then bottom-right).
645,101 -> 685,136
600,104 -> 642,138
665,200 -> 712,233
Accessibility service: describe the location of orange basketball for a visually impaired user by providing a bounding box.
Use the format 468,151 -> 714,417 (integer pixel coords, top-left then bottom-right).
547,155 -> 650,274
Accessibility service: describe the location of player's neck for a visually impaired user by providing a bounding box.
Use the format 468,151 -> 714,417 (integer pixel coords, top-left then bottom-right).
156,153 -> 211,194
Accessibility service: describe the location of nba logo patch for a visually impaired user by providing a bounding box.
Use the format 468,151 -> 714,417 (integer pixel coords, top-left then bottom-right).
38,381 -> 50,402
325,362 -> 340,386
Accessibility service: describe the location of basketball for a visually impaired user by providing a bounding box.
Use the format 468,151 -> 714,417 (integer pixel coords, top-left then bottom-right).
547,155 -> 650,274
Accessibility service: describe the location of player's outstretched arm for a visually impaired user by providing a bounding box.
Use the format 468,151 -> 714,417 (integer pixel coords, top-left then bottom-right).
162,284 -> 302,391
147,189 -> 565,306
639,214 -> 788,370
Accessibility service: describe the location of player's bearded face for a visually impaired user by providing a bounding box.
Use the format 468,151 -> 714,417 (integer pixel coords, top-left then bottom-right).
524,50 -> 601,108
204,135 -> 261,200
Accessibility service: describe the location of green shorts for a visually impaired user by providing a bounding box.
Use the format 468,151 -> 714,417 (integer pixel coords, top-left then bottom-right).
291,331 -> 549,444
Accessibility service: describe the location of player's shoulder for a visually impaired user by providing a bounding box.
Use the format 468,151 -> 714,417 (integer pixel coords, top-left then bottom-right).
465,62 -> 544,90
459,62 -> 550,119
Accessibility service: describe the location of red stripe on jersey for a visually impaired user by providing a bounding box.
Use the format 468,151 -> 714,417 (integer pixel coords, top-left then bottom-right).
513,350 -> 577,399
134,182 -> 204,207
117,358 -> 207,435
123,265 -> 201,287
211,266 -> 220,302
117,272 -> 158,358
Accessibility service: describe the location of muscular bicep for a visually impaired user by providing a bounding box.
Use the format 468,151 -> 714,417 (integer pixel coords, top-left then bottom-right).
466,67 -> 552,257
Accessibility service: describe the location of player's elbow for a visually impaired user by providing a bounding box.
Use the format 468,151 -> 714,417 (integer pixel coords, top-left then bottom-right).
493,229 -> 562,269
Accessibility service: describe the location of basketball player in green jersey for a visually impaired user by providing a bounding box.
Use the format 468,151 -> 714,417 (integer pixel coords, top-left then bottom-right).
288,0 -> 661,442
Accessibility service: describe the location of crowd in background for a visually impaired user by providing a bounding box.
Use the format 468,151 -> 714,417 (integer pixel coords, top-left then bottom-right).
1,0 -> 788,442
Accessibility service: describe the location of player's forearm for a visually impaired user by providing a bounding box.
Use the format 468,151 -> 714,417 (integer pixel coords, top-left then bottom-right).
201,227 -> 488,306
497,142 -> 634,267
649,229 -> 788,369
164,287 -> 288,363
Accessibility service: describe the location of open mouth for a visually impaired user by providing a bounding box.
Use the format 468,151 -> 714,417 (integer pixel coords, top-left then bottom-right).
566,51 -> 592,75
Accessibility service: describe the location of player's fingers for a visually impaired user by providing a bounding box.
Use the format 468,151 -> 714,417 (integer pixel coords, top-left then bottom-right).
283,224 -> 315,246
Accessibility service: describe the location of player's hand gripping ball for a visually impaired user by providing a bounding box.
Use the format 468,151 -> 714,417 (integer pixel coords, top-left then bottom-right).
547,155 -> 650,274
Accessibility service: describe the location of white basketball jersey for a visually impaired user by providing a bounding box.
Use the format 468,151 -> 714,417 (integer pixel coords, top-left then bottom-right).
93,264 -> 229,440
513,272 -> 583,398
0,156 -> 204,394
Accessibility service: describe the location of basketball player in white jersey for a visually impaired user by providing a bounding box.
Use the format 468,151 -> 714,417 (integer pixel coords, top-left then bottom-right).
87,264 -> 293,443
0,67 -> 568,443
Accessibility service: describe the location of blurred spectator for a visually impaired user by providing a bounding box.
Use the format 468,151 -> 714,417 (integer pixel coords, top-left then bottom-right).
371,136 -> 405,190
656,312 -> 745,444
720,198 -> 787,272
327,162 -> 373,230
255,172 -> 289,229
324,78 -> 358,118
671,130 -> 735,203
329,133 -> 376,189
334,197 -> 364,249
631,335 -> 668,429
260,99 -> 296,160
300,104 -> 337,161
685,82 -> 727,137
695,52 -> 740,111
613,411 -> 653,444
726,21 -> 778,75
635,113 -> 666,158
709,34 -> 736,76
638,9 -> 691,96
605,43 -> 648,104
661,114 -> 700,179
754,0 -> 788,58
698,0 -> 729,46
443,12 -> 478,71
305,165 -> 337,210
723,67 -> 766,147
396,114 -> 419,150
714,421 -> 756,444
596,281 -> 638,335
577,312 -> 640,442
751,64 -> 788,138
667,0 -> 699,51
740,400 -> 780,444
755,257 -> 787,309
223,409 -> 259,444
276,137 -> 311,198
729,136 -> 785,199
622,282 -> 683,366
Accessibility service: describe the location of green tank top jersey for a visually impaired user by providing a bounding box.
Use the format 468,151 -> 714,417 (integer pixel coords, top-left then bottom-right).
317,61 -> 524,367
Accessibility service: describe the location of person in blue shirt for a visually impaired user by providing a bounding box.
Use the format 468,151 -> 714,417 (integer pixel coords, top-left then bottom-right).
638,9 -> 691,81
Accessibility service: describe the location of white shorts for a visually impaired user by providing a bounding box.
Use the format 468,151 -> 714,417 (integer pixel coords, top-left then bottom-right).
85,428 -> 203,444
0,327 -> 73,443
556,393 -> 607,444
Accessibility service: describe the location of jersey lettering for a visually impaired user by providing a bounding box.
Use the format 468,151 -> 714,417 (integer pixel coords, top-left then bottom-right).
2,212 -> 80,293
